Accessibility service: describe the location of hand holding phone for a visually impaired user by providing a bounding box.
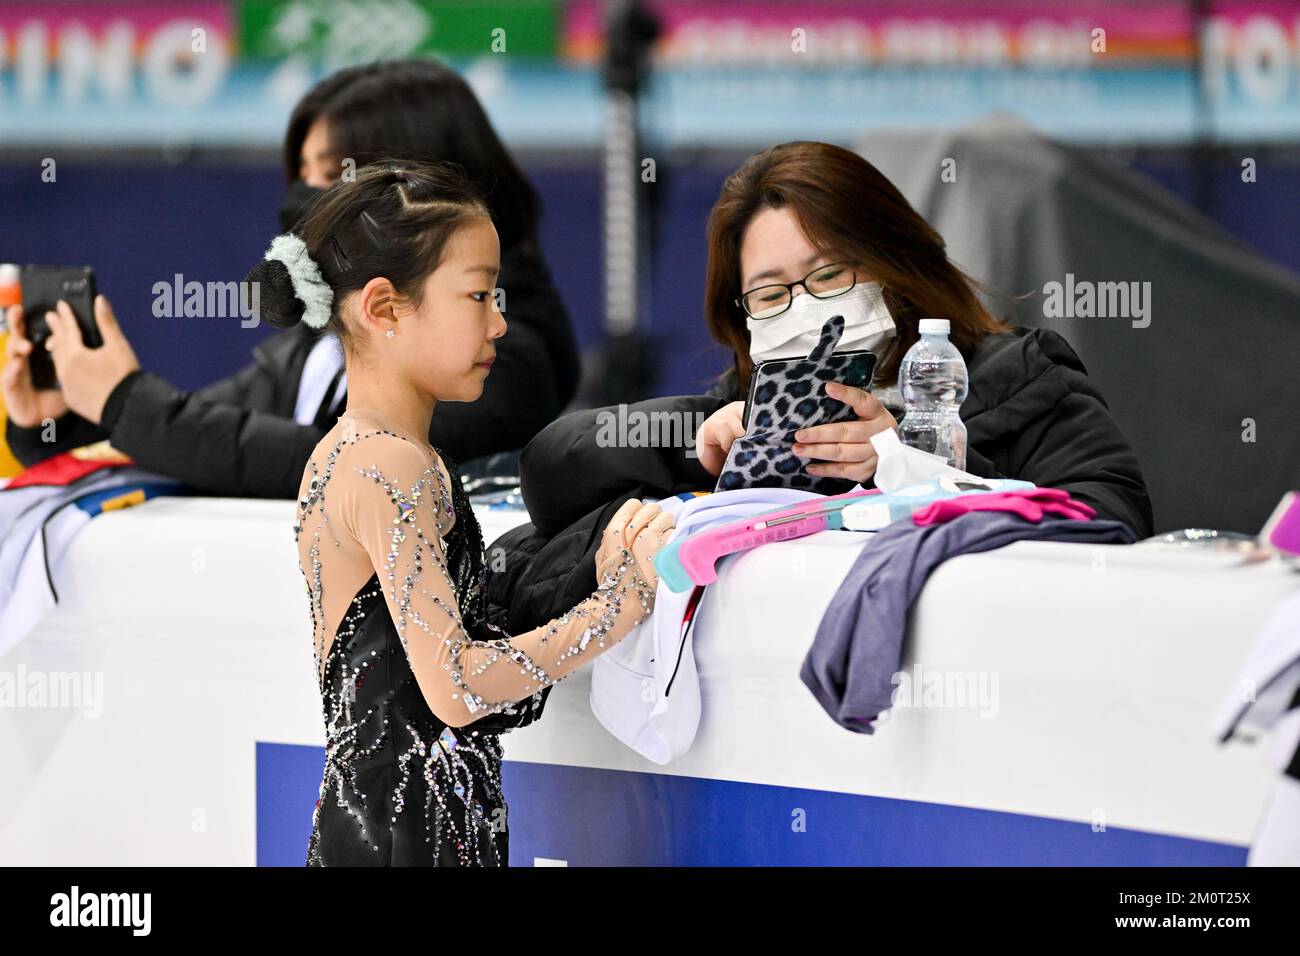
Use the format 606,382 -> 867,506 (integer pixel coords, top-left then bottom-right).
2,303 -> 72,426
696,400 -> 746,477
5,268 -> 140,428
716,315 -> 879,495
19,265 -> 100,390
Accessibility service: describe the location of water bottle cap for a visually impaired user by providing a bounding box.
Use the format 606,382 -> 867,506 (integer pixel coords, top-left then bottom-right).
918,318 -> 950,335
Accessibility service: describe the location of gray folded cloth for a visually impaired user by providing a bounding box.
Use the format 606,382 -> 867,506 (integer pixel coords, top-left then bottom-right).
802,510 -> 1136,733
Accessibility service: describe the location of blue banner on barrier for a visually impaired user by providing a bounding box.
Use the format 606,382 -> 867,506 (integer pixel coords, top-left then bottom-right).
256,742 -> 1247,866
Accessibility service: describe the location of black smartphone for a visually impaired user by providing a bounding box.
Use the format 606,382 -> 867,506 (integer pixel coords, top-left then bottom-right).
18,265 -> 100,390
741,348 -> 878,431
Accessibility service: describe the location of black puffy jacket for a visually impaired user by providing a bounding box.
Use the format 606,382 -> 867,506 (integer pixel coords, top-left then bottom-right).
486,326 -> 1153,632
4,244 -> 579,498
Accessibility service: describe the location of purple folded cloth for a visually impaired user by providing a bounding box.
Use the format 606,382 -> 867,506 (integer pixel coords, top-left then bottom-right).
802,510 -> 1136,733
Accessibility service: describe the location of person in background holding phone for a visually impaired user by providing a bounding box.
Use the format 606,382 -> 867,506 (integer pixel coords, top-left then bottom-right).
1,59 -> 578,497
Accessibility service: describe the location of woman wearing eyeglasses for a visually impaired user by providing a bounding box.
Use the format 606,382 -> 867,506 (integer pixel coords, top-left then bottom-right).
690,140 -> 1152,535
487,141 -> 1152,636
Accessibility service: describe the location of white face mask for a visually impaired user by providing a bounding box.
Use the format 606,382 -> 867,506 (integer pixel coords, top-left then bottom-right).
747,281 -> 896,365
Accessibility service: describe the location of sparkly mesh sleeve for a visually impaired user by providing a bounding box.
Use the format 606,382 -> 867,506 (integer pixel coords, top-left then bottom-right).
337,433 -> 659,728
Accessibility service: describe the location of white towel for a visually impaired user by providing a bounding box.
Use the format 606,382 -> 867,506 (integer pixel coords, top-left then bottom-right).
590,487 -> 822,764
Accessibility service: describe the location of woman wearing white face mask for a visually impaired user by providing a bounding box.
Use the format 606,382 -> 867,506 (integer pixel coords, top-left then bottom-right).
696,256 -> 901,481
692,141 -> 1152,536
484,141 -> 1152,641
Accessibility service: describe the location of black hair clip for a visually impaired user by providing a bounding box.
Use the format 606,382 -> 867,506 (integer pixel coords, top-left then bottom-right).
358,209 -> 392,250
329,235 -> 352,273
391,166 -> 407,183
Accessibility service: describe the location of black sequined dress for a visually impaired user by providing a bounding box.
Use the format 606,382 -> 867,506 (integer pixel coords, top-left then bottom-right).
303,446 -> 544,867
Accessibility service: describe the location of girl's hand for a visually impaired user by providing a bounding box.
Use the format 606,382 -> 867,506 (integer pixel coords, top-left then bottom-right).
596,498 -> 676,589
2,304 -> 71,427
43,295 -> 140,426
695,400 -> 746,477
791,381 -> 898,484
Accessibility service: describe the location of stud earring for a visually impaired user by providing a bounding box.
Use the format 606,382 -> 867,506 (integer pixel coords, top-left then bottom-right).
386,329 -> 396,338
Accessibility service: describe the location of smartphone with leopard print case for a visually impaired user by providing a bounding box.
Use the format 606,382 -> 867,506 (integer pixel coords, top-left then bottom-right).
718,314 -> 877,494
740,350 -> 876,430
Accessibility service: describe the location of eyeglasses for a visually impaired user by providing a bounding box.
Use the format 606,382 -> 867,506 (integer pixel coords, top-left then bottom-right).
735,262 -> 858,320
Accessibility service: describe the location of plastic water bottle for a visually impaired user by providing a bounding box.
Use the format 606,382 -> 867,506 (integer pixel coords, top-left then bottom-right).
897,318 -> 968,470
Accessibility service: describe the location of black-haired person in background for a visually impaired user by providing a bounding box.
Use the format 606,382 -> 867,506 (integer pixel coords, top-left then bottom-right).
1,59 -> 579,497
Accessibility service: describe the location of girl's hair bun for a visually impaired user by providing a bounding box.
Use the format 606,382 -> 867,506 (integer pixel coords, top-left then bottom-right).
245,257 -> 306,328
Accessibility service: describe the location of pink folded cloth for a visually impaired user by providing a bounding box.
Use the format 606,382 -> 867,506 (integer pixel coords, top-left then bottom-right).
911,487 -> 1096,526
